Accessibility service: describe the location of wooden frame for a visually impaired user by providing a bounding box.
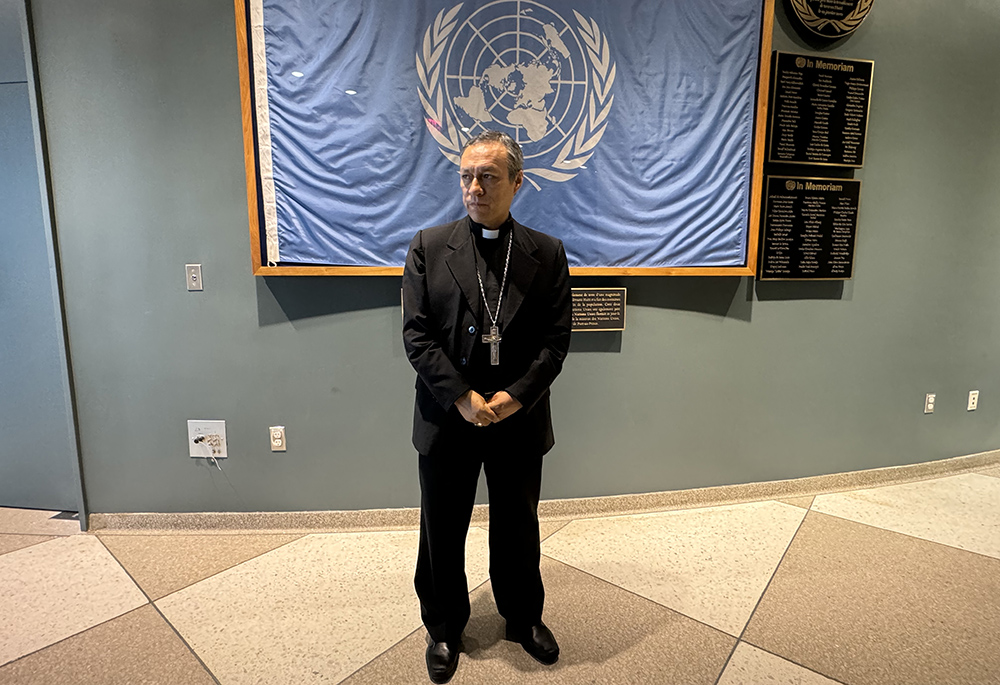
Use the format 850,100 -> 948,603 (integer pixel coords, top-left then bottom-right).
235,0 -> 774,277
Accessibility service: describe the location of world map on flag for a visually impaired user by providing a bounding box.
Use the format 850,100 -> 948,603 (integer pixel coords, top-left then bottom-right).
453,22 -> 571,142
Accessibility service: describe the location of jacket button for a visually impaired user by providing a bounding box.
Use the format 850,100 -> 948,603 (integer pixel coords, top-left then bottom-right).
468,325 -> 476,335
460,357 -> 467,366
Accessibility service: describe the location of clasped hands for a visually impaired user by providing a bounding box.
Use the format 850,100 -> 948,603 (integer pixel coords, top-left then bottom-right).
455,389 -> 522,426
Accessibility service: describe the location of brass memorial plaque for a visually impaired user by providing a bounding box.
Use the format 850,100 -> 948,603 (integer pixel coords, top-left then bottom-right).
759,176 -> 861,281
789,0 -> 874,39
571,288 -> 626,332
768,52 -> 874,168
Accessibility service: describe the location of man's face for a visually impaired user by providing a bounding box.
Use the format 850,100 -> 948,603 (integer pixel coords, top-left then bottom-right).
460,142 -> 523,230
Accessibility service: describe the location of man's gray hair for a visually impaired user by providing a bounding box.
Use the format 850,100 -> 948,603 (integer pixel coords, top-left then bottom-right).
461,130 -> 523,182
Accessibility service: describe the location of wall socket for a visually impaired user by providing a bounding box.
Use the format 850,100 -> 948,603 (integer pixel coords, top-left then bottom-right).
270,426 -> 287,452
188,420 -> 227,458
924,393 -> 935,414
968,390 -> 979,411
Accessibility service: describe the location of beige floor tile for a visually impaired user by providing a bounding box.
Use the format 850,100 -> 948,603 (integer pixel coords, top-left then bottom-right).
978,464 -> 1000,479
0,605 -> 216,685
812,473 -> 1000,559
157,527 -> 490,685
0,534 -> 55,556
474,520 -> 571,541
776,496 -> 815,510
539,520 -> 570,541
717,642 -> 841,685
99,532 -> 304,600
540,501 -> 806,636
743,511 -> 1000,685
0,507 -> 81,536
0,535 -> 147,666
343,556 -> 735,685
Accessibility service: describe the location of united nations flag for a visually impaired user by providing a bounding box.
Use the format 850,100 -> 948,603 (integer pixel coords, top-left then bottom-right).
250,0 -> 763,268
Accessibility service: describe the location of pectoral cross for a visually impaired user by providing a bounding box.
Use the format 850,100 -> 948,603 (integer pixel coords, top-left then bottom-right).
482,325 -> 502,366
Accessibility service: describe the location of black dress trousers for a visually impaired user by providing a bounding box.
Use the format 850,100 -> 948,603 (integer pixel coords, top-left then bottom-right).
414,419 -> 544,643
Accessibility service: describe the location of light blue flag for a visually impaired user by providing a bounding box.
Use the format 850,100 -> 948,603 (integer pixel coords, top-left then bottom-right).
251,0 -> 762,267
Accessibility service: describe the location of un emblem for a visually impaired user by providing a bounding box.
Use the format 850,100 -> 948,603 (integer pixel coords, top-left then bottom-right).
417,1 -> 616,189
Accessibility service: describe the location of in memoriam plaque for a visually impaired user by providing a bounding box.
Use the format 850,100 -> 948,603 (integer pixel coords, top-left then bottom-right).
768,52 -> 874,167
759,176 -> 861,281
571,288 -> 626,332
789,0 -> 875,39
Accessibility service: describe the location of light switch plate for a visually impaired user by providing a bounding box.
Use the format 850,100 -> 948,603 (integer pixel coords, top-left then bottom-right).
186,264 -> 203,291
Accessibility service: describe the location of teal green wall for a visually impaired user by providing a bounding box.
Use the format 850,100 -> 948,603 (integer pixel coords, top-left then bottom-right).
28,0 -> 1000,513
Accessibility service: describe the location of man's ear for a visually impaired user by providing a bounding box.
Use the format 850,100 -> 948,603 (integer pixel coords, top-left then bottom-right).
513,170 -> 523,195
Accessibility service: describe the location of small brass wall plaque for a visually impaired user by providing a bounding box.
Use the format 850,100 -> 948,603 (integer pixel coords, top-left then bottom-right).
571,288 -> 626,332
789,0 -> 874,39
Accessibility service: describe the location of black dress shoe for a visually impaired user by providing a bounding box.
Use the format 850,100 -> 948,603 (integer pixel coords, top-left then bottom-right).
425,640 -> 461,683
505,622 -> 559,665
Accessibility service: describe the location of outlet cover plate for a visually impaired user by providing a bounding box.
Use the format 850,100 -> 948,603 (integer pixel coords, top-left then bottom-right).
968,390 -> 979,411
269,426 -> 286,452
188,420 -> 227,458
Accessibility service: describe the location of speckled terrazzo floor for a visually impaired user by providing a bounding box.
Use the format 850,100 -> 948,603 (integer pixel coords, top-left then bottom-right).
2,465 -> 1000,685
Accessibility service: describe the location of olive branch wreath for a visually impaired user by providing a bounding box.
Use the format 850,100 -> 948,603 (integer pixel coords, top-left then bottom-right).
790,0 -> 874,36
416,4 -> 465,165
416,4 -> 616,189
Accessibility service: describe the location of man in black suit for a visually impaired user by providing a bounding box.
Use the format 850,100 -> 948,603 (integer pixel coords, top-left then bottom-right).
402,130 -> 572,684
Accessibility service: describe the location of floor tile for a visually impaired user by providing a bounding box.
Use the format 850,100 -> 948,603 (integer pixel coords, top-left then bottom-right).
540,520 -> 570,540
0,507 -> 81,536
343,556 -> 735,685
0,534 -> 55,556
717,642 -> 841,685
0,535 -> 147,666
540,501 -> 806,636
977,464 -> 1000,479
776,496 -> 814,510
157,527 -> 490,685
812,473 -> 1000,559
475,520 -> 570,541
0,605 -> 216,685
743,511 -> 1000,685
99,532 -> 303,600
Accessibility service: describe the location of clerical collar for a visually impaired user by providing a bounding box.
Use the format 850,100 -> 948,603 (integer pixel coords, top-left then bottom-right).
470,215 -> 513,240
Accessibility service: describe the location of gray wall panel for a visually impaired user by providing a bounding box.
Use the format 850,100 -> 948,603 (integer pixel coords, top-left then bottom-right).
0,0 -> 25,83
27,0 -> 1000,513
0,81 -> 79,510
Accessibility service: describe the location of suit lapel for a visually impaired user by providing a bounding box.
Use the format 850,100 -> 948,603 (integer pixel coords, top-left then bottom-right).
500,221 -> 539,331
444,218 -> 482,320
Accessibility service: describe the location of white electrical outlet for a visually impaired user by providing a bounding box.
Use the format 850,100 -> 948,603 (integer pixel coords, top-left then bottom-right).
968,390 -> 979,411
188,420 -> 227,459
269,426 -> 286,452
924,393 -> 935,414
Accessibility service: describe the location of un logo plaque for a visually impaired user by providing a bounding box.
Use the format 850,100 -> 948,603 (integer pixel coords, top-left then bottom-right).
789,0 -> 874,39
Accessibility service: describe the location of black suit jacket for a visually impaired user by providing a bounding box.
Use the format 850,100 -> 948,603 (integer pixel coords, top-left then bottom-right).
402,216 -> 572,456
